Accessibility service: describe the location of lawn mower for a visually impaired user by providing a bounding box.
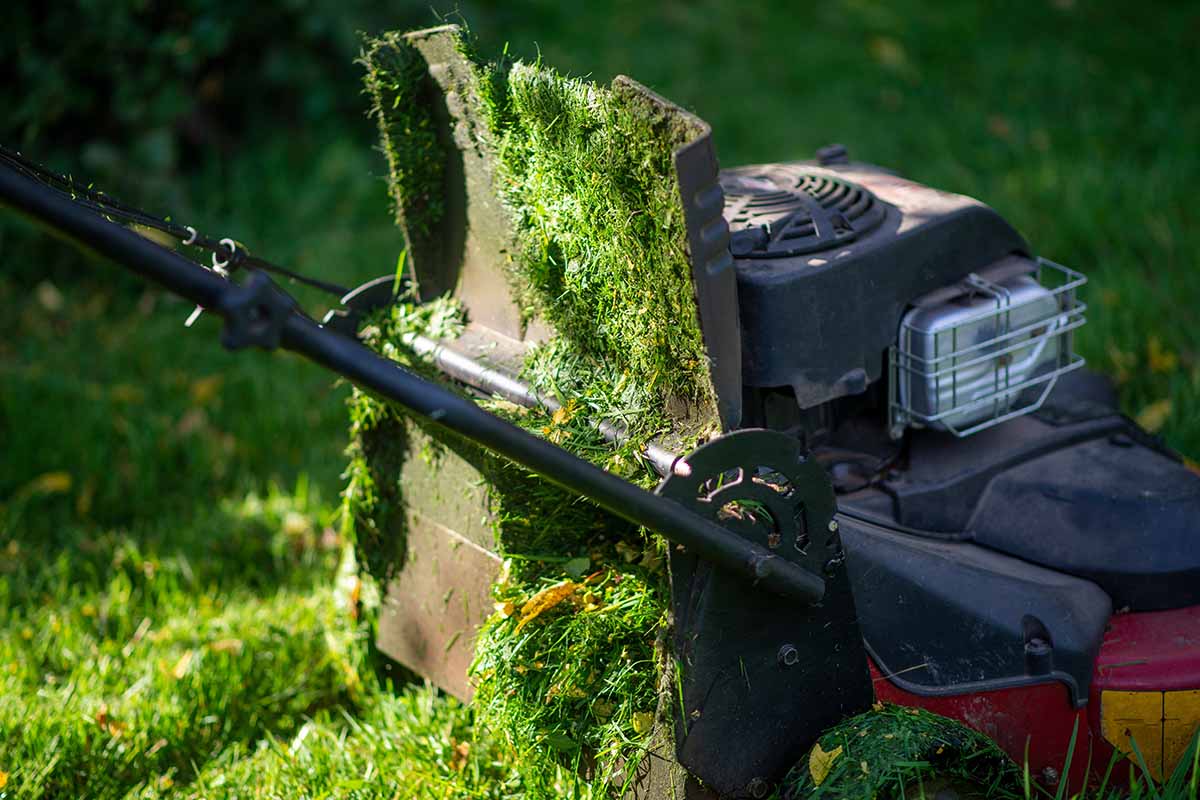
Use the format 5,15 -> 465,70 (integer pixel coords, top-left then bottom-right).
3,22 -> 1198,799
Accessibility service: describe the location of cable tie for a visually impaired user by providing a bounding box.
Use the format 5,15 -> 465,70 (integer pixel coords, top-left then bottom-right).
212,238 -> 237,276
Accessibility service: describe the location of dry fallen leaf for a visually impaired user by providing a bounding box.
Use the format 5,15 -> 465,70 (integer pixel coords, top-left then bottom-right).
171,650 -> 195,679
809,741 -> 844,787
551,399 -> 578,426
868,36 -> 909,73
22,471 -> 72,497
451,740 -> 471,771
1136,399 -> 1172,433
1147,337 -> 1179,374
35,280 -> 63,312
94,703 -> 126,738
515,581 -> 578,633
190,374 -> 224,404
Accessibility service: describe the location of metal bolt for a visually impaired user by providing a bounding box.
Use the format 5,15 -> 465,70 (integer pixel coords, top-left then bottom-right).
1041,766 -> 1060,786
828,519 -> 839,532
746,777 -> 771,798
778,644 -> 800,667
1025,637 -> 1051,656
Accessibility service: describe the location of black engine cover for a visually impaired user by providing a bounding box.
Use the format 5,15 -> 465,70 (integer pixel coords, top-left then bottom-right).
720,162 -> 1029,408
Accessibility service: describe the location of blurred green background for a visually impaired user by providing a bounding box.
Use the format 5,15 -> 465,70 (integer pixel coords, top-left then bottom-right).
4,0 -> 1198,526
0,2 -> 1197,795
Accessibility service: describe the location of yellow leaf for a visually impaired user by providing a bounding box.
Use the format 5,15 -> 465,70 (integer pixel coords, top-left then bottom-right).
514,581 -> 578,633
493,601 -> 515,619
171,650 -> 195,679
0,770 -> 8,789
1148,337 -> 1179,374
190,375 -> 224,404
35,280 -> 63,312
632,711 -> 655,734
809,741 -> 844,786
451,740 -> 471,771
23,471 -> 72,496
109,384 -> 144,404
868,36 -> 909,73
1136,399 -> 1173,433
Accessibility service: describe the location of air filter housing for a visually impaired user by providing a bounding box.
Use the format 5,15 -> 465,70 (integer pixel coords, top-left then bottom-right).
888,258 -> 1087,437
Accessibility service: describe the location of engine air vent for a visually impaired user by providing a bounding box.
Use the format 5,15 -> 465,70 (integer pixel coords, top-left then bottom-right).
720,165 -> 886,258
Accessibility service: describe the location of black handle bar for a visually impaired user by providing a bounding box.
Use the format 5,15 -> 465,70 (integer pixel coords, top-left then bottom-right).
0,161 -> 825,604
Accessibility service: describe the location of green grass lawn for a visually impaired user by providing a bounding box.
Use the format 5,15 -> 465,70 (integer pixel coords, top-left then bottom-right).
1,1 -> 1198,797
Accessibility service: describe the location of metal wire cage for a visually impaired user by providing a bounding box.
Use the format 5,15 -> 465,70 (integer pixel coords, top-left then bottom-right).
889,258 -> 1087,438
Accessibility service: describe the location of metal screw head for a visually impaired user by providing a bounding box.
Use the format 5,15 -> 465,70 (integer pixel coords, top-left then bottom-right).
778,644 -> 800,667
823,552 -> 846,576
1025,637 -> 1051,656
1041,766 -> 1060,786
746,777 -> 771,798
828,519 -> 839,533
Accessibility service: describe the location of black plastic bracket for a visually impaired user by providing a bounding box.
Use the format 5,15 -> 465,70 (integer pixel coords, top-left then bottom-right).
656,430 -> 874,797
217,270 -> 297,351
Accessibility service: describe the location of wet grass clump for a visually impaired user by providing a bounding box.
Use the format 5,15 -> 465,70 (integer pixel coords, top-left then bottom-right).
350,27 -> 719,797
483,62 -> 721,437
362,32 -> 447,241
779,704 -> 1021,800
342,291 -> 669,797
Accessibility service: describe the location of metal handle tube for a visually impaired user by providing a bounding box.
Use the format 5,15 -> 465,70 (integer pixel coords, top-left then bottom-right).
283,315 -> 823,602
403,331 -> 682,477
0,162 -> 825,603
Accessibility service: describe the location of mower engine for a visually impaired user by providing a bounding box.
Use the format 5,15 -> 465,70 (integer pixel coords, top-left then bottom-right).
720,151 -> 1200,786
721,157 -> 1085,438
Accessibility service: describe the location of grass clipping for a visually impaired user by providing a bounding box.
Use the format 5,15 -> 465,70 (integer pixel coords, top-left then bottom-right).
345,295 -> 668,797
488,62 -> 721,439
347,26 -> 727,796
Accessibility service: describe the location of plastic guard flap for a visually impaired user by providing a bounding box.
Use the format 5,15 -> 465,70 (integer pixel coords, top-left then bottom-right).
656,429 -> 872,796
